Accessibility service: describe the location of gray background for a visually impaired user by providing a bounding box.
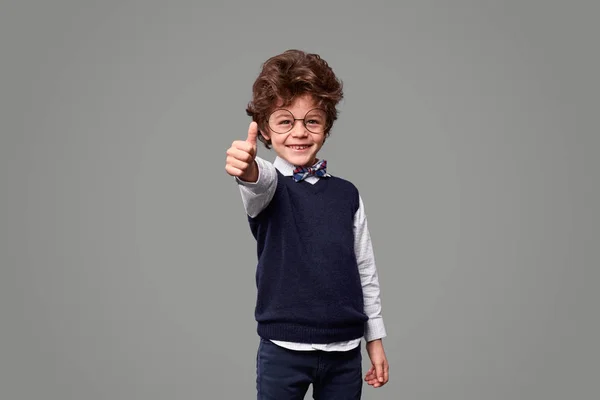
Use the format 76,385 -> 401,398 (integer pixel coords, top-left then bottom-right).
1,0 -> 598,399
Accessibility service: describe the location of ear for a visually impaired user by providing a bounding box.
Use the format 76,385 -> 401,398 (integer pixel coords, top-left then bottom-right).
259,128 -> 270,142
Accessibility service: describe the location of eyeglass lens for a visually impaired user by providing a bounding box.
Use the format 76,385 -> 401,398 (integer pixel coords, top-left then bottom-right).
268,109 -> 327,134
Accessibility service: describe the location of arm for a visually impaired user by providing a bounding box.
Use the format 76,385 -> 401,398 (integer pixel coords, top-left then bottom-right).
354,195 -> 386,342
236,156 -> 278,218
354,195 -> 389,388
225,122 -> 277,218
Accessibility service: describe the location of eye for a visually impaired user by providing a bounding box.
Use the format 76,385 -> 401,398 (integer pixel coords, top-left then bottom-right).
278,120 -> 292,125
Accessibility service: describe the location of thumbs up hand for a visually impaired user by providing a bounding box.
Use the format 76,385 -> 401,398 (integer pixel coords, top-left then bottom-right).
225,122 -> 260,182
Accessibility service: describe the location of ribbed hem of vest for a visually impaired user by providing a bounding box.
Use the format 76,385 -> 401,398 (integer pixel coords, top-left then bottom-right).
257,322 -> 365,344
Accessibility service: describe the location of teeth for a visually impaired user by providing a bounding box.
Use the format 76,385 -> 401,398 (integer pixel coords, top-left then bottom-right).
290,146 -> 308,150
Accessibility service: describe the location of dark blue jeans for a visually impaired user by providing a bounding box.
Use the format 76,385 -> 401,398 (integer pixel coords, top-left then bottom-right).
256,338 -> 363,399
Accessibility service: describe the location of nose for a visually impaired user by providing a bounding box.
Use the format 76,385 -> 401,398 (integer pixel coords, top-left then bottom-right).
290,120 -> 308,137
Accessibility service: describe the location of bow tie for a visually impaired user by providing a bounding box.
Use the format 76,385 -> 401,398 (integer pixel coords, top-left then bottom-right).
292,159 -> 328,182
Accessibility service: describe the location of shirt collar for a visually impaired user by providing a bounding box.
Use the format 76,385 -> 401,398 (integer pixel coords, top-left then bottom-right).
273,156 -> 331,177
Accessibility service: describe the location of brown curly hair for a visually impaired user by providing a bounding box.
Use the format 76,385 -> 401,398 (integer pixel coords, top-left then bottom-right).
246,49 -> 344,149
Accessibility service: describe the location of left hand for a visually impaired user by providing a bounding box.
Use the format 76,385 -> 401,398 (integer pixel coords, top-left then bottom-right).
364,339 -> 389,388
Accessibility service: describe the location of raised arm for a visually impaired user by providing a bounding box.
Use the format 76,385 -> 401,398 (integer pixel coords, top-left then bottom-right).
225,122 -> 277,218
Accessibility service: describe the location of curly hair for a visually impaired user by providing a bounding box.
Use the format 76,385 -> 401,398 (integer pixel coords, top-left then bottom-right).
246,50 -> 344,149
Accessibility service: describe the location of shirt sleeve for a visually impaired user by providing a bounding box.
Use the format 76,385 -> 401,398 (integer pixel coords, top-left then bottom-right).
235,156 -> 278,218
354,195 -> 387,342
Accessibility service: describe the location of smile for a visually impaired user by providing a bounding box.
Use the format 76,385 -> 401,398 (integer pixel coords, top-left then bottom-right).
287,145 -> 311,150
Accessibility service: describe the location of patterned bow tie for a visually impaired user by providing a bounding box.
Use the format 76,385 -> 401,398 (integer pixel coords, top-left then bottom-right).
292,159 -> 328,182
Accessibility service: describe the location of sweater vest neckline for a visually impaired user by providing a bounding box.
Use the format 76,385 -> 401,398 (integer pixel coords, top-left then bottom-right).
277,170 -> 330,193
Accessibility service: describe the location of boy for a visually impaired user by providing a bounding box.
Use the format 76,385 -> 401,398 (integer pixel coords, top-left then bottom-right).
225,49 -> 389,399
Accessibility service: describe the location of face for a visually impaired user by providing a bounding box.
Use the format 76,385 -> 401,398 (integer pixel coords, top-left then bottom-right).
261,94 -> 327,167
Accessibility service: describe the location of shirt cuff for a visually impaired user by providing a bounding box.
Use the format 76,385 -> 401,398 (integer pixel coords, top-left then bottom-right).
364,317 -> 387,342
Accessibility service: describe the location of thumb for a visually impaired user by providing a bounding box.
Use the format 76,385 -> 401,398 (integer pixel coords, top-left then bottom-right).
247,121 -> 259,146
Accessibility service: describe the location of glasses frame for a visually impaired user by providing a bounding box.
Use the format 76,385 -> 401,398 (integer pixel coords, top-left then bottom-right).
266,108 -> 329,135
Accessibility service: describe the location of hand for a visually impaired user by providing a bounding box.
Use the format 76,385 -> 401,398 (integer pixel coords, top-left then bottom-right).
364,339 -> 389,388
225,122 -> 259,182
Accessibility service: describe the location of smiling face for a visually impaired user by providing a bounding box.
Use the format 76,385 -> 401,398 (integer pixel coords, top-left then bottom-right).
260,94 -> 327,167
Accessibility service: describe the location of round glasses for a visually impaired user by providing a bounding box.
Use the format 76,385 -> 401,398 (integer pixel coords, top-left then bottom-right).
267,108 -> 328,134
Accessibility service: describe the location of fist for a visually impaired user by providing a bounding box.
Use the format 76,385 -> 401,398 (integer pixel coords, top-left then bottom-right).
225,121 -> 259,182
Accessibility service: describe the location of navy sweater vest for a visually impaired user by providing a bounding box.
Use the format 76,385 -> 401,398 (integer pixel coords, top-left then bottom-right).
248,171 -> 368,344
